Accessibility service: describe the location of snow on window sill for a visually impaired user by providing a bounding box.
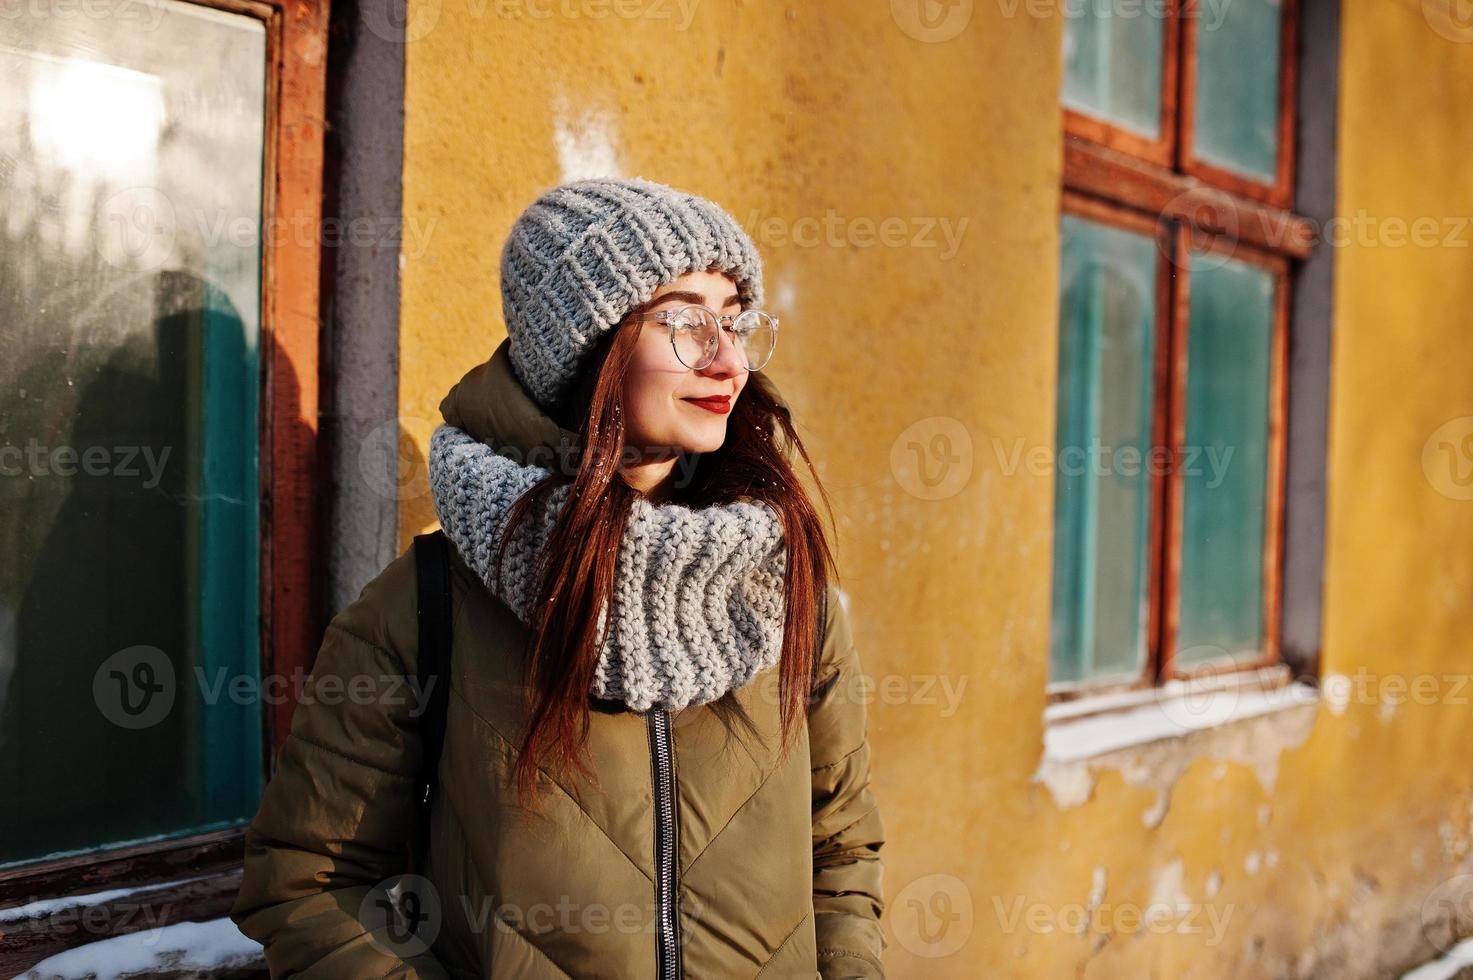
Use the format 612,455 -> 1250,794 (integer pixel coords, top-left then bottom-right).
15,916 -> 262,980
1034,666 -> 1321,821
1044,665 -> 1320,762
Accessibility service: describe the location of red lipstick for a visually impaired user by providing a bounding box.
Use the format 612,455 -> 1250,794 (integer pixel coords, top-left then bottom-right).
682,395 -> 731,415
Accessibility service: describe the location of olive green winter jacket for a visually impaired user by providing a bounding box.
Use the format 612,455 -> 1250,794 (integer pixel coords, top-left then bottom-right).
229,340 -> 887,978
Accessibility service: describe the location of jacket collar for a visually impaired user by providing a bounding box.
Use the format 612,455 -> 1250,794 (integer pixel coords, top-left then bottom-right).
438,337 -> 581,463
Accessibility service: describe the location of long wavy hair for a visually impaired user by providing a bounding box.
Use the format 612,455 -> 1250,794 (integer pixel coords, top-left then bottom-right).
497,282 -> 836,810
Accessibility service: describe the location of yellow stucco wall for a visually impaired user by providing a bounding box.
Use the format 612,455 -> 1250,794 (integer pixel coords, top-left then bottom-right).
397,0 -> 1473,975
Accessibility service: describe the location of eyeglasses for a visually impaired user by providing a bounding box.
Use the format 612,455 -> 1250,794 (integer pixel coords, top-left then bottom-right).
624,304 -> 779,372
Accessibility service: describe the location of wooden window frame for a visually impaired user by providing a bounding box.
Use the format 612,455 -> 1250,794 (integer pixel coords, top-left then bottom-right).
1063,0 -> 1300,207
0,0 -> 327,971
1159,233 -> 1291,684
1178,0 -> 1300,208
1052,0 -> 1311,704
1051,192 -> 1174,703
1062,0 -> 1181,170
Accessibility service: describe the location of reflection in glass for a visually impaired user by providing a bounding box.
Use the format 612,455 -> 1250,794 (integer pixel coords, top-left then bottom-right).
1051,217 -> 1158,687
0,0 -> 267,865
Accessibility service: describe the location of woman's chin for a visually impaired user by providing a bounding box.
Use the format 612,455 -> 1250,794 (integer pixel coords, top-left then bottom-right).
674,423 -> 727,455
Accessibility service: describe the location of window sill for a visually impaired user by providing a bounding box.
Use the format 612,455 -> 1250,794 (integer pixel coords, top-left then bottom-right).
1034,666 -> 1321,822
0,830 -> 244,976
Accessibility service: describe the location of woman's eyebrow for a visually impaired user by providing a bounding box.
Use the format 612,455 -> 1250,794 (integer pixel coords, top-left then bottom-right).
651,289 -> 742,309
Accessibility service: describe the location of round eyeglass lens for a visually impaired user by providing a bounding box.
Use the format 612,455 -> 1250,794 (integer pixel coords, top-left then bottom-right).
667,306 -> 720,369
732,310 -> 777,370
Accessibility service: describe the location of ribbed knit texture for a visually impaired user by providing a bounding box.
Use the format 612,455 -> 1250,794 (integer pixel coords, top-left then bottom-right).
500,176 -> 765,413
428,424 -> 788,713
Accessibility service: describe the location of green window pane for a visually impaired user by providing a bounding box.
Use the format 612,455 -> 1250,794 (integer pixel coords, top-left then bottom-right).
1192,0 -> 1283,181
1051,217 -> 1158,686
0,0 -> 267,866
1174,252 -> 1276,670
1062,4 -> 1164,138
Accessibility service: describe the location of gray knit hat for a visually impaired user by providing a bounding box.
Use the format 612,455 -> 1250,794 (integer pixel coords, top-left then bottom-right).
499,176 -> 766,412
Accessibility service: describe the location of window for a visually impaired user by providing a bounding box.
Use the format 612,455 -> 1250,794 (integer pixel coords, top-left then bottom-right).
0,0 -> 327,967
1050,0 -> 1309,698
0,0 -> 268,866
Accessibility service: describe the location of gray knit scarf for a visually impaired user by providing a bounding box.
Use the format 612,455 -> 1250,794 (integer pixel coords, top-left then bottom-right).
427,424 -> 788,713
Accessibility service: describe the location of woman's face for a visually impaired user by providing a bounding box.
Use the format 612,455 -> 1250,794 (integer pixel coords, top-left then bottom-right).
620,269 -> 750,458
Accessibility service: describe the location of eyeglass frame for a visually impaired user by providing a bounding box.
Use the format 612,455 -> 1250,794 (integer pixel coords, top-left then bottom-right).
623,303 -> 780,372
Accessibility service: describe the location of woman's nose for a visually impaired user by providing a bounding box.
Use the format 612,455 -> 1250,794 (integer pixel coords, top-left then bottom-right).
701,324 -> 747,378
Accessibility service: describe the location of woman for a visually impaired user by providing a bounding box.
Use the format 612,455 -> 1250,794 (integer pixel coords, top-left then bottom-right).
231,177 -> 887,979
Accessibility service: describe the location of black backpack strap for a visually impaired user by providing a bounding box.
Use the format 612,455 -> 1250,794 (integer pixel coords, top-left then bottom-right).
411,530 -> 453,876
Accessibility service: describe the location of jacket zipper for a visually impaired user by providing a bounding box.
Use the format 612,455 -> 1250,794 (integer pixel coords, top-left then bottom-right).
647,709 -> 684,980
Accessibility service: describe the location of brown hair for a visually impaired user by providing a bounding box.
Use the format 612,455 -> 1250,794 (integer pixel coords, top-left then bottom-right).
495,295 -> 836,812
